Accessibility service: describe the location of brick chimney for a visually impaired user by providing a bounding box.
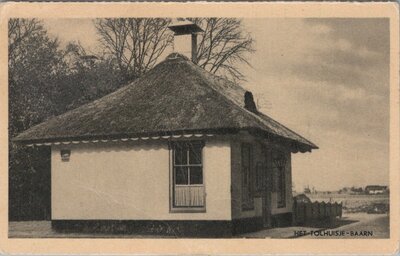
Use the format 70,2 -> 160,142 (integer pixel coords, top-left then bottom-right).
168,19 -> 203,63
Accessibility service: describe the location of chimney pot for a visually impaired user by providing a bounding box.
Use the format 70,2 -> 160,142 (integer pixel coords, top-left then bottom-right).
168,19 -> 203,63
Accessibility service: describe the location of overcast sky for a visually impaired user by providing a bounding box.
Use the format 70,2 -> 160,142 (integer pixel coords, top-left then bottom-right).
43,18 -> 390,191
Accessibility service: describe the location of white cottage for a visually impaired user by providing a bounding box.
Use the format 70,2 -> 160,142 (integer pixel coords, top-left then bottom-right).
14,21 -> 317,237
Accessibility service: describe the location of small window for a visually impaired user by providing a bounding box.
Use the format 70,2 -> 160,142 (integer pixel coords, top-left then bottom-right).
171,141 -> 205,209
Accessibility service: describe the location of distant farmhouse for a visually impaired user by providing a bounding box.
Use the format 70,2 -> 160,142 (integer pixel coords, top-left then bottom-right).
14,20 -> 317,237
365,185 -> 388,195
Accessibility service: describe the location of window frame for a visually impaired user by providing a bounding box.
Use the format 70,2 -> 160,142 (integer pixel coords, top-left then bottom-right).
169,140 -> 206,213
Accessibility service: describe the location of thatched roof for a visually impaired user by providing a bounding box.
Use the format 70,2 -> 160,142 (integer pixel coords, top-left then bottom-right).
14,53 -> 317,152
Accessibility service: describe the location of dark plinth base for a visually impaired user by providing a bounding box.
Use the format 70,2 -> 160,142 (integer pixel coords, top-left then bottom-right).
232,216 -> 264,234
52,217 -> 264,237
271,212 -> 293,227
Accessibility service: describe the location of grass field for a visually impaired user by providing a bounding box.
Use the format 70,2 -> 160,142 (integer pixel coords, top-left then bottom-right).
306,193 -> 389,213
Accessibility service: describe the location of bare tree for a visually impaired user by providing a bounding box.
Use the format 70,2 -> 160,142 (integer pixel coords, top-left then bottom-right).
95,18 -> 172,81
191,18 -> 254,81
95,18 -> 254,82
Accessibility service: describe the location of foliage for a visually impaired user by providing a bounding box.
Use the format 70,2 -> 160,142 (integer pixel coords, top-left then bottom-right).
9,18 -> 62,220
58,42 -> 126,110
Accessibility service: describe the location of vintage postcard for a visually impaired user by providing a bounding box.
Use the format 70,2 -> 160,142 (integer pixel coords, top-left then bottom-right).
0,2 -> 399,255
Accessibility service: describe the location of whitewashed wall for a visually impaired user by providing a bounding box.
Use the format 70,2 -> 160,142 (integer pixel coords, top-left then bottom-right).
51,138 -> 231,220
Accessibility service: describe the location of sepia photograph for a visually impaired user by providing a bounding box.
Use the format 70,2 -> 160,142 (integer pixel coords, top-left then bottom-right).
1,2 -> 399,254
